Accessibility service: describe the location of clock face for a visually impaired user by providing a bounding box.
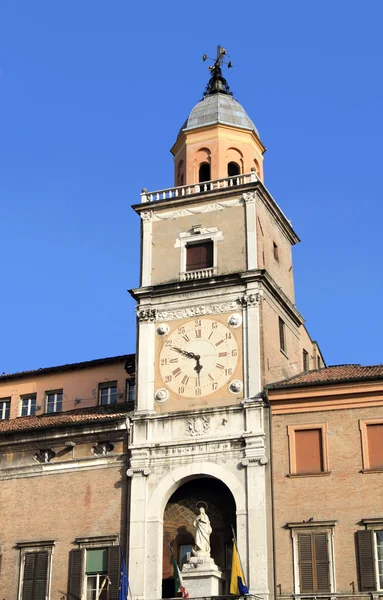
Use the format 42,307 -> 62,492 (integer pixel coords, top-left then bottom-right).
158,318 -> 239,398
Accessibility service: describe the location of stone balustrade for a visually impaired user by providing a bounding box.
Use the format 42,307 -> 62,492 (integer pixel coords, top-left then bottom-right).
181,267 -> 216,281
141,172 -> 258,203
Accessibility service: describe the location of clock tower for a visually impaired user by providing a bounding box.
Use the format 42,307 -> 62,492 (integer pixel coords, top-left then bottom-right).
128,48 -> 323,600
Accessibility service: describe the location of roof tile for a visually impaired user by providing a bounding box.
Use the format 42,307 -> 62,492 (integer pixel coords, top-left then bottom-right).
269,364 -> 383,389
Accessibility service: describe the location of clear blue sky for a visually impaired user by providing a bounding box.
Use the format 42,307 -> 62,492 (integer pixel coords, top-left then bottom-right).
1,1 -> 382,375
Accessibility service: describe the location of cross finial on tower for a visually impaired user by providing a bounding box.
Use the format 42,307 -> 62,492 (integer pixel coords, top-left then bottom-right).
202,45 -> 233,98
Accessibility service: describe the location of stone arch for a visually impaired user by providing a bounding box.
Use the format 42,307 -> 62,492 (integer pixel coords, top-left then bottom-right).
147,461 -> 245,521
226,147 -> 244,174
253,158 -> 260,176
194,148 -> 211,183
176,159 -> 185,187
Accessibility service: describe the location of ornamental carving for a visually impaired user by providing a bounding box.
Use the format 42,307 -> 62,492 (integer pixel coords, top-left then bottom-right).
157,301 -> 239,322
152,198 -> 242,221
185,416 -> 211,437
237,293 -> 262,308
241,456 -> 268,467
141,210 -> 153,222
126,467 -> 151,477
242,191 -> 257,203
136,308 -> 157,322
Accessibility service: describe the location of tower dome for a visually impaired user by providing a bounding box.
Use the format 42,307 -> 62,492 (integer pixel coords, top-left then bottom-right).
171,47 -> 266,186
179,92 -> 260,139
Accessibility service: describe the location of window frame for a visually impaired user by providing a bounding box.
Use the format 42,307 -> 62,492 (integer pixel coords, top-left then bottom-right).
0,397 -> 11,420
126,378 -> 135,403
175,226 -> 223,280
359,419 -> 383,472
70,535 -> 120,600
279,317 -> 287,356
185,240 -> 214,272
98,382 -> 118,406
288,521 -> 336,594
302,349 -> 309,372
16,540 -> 55,600
287,423 -> 330,477
20,394 -> 37,417
45,389 -> 63,414
359,519 -> 383,591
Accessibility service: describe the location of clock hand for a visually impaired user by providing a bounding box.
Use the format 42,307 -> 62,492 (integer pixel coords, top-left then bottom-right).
170,346 -> 200,361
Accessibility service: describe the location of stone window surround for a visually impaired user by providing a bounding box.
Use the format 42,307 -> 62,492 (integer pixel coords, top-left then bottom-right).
359,418 -> 383,472
16,539 -> 56,600
287,520 -> 336,595
174,226 -> 223,277
287,422 -> 330,477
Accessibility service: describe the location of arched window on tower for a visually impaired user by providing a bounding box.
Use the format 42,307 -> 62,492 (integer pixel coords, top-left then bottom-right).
199,162 -> 211,183
228,162 -> 240,177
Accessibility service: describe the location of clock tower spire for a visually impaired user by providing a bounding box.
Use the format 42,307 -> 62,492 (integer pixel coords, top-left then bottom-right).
127,50 -> 323,600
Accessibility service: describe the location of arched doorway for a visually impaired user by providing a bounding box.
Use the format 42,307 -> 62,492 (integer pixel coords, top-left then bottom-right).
162,477 -> 236,598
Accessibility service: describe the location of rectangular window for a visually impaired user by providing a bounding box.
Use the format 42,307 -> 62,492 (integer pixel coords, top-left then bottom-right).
317,355 -> 322,369
303,350 -> 309,372
186,241 -> 213,271
126,378 -> 135,402
288,424 -> 329,475
68,542 -> 120,600
360,420 -> 383,471
46,390 -> 63,413
0,398 -> 10,420
356,528 -> 383,591
17,542 -> 54,600
99,382 -> 117,406
273,241 -> 279,261
297,532 -> 330,593
279,317 -> 286,354
86,548 -> 108,600
21,395 -> 36,417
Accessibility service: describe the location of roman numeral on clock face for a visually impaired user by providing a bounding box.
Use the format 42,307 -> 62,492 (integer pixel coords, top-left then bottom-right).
181,375 -> 189,385
172,368 -> 181,377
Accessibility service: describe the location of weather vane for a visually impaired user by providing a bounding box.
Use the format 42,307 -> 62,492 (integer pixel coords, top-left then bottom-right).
201,46 -> 233,98
202,45 -> 233,71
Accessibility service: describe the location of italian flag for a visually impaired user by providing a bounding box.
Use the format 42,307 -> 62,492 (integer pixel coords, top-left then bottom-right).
173,555 -> 189,598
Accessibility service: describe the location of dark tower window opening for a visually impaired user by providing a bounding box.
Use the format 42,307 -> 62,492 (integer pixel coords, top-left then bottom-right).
199,162 -> 211,183
228,162 -> 240,177
186,241 -> 213,271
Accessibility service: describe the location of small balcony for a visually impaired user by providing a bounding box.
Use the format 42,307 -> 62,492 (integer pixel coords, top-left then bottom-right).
181,267 -> 216,281
141,172 -> 258,203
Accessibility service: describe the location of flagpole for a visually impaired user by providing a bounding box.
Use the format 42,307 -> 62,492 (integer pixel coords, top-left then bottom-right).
231,525 -> 247,587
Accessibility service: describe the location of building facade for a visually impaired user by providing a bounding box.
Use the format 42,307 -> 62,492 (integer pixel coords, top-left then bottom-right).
0,355 -> 134,599
268,365 -> 383,600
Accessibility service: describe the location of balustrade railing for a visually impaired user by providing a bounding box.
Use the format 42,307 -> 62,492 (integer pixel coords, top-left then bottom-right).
181,267 -> 216,281
141,172 -> 258,203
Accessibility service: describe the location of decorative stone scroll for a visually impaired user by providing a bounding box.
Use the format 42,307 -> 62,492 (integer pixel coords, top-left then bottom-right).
241,456 -> 268,467
136,308 -> 157,322
126,467 -> 151,477
157,300 -> 239,322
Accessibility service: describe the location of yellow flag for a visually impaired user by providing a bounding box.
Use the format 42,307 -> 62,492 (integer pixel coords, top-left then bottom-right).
230,540 -> 247,594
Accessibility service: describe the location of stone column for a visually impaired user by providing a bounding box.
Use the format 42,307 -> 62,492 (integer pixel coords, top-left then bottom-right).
135,310 -> 156,413
127,467 -> 151,600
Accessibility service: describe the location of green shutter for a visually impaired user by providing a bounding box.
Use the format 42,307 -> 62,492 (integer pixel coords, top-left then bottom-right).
357,530 -> 377,591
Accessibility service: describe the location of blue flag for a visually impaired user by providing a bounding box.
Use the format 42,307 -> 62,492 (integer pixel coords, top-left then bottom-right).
118,546 -> 129,600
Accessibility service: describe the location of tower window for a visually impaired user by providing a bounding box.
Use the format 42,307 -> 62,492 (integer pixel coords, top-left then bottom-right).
199,162 -> 210,183
273,242 -> 279,261
279,317 -> 286,354
303,349 -> 309,372
228,162 -> 240,177
186,241 -> 213,271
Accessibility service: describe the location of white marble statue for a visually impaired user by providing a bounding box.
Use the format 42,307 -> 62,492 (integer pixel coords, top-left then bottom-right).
193,506 -> 212,556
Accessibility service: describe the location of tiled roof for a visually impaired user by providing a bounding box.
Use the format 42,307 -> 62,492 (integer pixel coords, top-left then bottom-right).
0,402 -> 133,435
0,354 -> 135,382
269,364 -> 383,389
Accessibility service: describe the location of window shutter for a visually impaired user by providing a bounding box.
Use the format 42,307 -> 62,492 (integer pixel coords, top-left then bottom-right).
22,552 -> 36,600
314,533 -> 330,592
298,534 -> 314,593
107,546 -> 120,600
68,549 -> 84,600
22,551 -> 48,600
357,530 -> 377,591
